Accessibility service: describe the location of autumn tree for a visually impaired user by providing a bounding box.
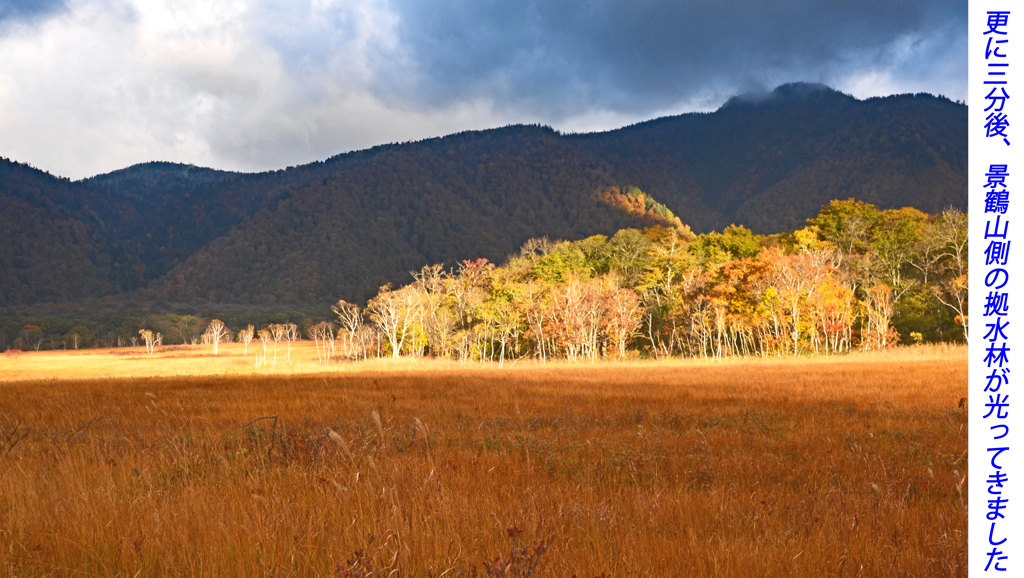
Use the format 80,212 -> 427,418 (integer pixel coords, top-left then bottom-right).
307,322 -> 334,364
927,208 -> 969,342
256,328 -> 272,367
482,269 -> 524,366
637,227 -> 698,358
544,275 -> 598,362
238,325 -> 254,355
284,322 -> 299,363
807,275 -> 856,354
203,319 -> 229,355
138,329 -> 157,355
808,199 -> 879,256
367,284 -> 421,358
514,279 -> 550,363
863,285 -> 898,350
333,300 -> 364,360
450,259 -> 493,361
519,237 -> 556,262
268,324 -> 286,365
412,265 -> 459,358
869,207 -> 929,302
604,280 -> 645,359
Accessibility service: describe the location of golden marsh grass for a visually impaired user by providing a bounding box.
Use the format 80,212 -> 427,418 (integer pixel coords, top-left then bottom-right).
0,344 -> 967,576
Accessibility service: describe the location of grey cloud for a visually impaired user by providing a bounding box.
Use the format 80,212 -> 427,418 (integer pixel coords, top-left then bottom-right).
374,0 -> 966,117
0,0 -> 969,180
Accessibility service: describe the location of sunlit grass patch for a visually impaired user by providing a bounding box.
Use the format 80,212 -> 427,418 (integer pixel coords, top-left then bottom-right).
0,347 -> 966,576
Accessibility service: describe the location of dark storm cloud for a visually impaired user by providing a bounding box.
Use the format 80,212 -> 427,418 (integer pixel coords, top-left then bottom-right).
0,0 -> 67,24
0,0 -> 968,179
379,0 -> 966,115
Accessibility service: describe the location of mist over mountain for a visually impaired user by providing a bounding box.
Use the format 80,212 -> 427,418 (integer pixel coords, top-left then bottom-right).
0,83 -> 966,307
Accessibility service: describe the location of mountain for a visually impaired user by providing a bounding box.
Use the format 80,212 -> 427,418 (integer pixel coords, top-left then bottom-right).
148,126 -> 699,304
0,158 -> 128,305
572,83 -> 965,232
0,83 -> 966,307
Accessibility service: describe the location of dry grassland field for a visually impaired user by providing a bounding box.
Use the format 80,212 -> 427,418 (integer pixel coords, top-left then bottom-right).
0,343 -> 967,577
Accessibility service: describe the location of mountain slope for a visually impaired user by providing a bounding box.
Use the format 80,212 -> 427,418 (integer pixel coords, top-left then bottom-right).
149,126 -> 671,304
0,83 -> 967,307
0,158 -> 130,306
573,84 -> 965,231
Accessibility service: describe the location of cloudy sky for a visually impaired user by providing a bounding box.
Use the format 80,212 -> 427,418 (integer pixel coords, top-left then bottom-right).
0,0 -> 966,180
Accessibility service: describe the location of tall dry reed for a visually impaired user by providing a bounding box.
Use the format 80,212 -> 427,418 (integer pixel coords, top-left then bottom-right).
0,348 -> 967,576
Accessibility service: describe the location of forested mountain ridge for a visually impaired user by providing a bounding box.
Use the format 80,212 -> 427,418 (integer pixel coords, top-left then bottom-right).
81,162 -> 243,283
0,158 -> 135,304
0,83 -> 966,307
150,127 -> 670,304
572,83 -> 965,231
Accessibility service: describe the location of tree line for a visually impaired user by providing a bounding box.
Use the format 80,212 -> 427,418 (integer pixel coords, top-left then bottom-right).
0,305 -> 327,352
319,199 -> 965,363
267,199 -> 963,364
2,200 -> 966,362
